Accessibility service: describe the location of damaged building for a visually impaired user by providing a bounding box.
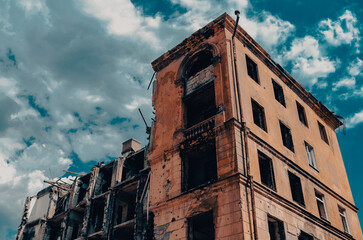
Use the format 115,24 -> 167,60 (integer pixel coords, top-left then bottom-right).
17,12 -> 362,240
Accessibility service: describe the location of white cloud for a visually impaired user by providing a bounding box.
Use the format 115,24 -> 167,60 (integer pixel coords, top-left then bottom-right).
348,57 -> 363,77
333,77 -> 355,91
346,109 -> 363,129
281,36 -> 336,87
319,10 -> 360,52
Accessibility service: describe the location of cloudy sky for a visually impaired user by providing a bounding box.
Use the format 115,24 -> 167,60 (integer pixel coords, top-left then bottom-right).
0,0 -> 362,238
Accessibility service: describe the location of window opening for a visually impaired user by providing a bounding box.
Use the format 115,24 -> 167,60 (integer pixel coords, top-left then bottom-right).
77,174 -> 90,204
288,171 -> 305,206
315,191 -> 328,220
121,151 -> 144,181
252,99 -> 267,132
54,194 -> 69,216
298,231 -> 314,240
71,210 -> 85,239
279,121 -> 294,152
339,206 -> 350,234
272,80 -> 286,107
246,55 -> 259,83
88,198 -> 106,234
268,215 -> 286,240
296,102 -> 308,127
182,140 -> 217,191
305,142 -> 317,170
258,151 -> 276,190
318,121 -> 329,144
188,211 -> 214,240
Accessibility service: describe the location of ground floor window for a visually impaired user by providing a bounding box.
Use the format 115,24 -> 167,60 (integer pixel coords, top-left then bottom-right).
188,211 -> 214,240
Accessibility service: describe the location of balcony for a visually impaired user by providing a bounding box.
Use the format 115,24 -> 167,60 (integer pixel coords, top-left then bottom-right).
184,116 -> 215,140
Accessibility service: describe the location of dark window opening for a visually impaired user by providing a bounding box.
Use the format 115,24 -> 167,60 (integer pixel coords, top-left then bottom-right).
95,165 -> 113,195
279,121 -> 294,152
258,152 -> 276,190
268,215 -> 285,240
49,223 -> 61,240
296,102 -> 308,127
71,210 -> 85,239
113,186 -> 137,225
338,206 -> 350,234
288,172 -> 305,207
188,211 -> 214,240
88,198 -> 106,234
246,55 -> 259,83
55,194 -> 69,216
186,51 -> 214,79
252,99 -> 267,131
184,83 -> 216,128
22,227 -> 35,240
77,174 -> 90,204
272,80 -> 286,107
121,151 -> 145,182
113,227 -> 134,240
318,121 -> 329,144
298,231 -> 314,240
315,191 -> 328,220
182,140 -> 217,191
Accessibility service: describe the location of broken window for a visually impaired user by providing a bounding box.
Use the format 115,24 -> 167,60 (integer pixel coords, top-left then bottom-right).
338,206 -> 350,234
188,211 -> 214,240
298,231 -> 314,240
252,99 -> 267,131
258,151 -> 275,190
296,102 -> 308,127
121,150 -> 144,181
315,190 -> 328,220
246,55 -> 259,83
88,198 -> 106,234
279,121 -> 294,152
95,164 -> 113,196
305,142 -> 317,170
49,222 -> 62,240
268,215 -> 285,240
186,51 -> 214,78
318,121 -> 329,144
77,174 -> 90,204
272,79 -> 285,107
182,140 -> 217,191
288,171 -> 305,207
54,194 -> 69,216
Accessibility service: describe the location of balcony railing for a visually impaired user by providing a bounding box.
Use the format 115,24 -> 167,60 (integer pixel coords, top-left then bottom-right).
184,116 -> 215,140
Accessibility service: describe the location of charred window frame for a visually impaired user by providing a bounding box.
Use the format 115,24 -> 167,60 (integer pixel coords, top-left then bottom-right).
305,142 -> 318,170
296,101 -> 308,127
315,190 -> 329,221
338,206 -> 350,234
318,121 -> 329,145
252,99 -> 267,132
298,231 -> 314,240
121,150 -> 145,181
181,140 -> 217,192
188,211 -> 215,240
183,50 -> 217,128
268,215 -> 286,240
258,151 -> 276,190
279,121 -> 294,152
272,79 -> 286,107
246,55 -> 259,83
55,194 -> 69,216
88,198 -> 106,234
288,171 -> 305,207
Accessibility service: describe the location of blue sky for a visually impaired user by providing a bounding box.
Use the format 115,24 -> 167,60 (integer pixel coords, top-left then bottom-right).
0,0 -> 362,239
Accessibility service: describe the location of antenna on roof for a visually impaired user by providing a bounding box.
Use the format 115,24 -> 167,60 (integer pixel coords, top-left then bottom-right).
138,108 -> 151,135
147,72 -> 156,90
232,10 -> 240,38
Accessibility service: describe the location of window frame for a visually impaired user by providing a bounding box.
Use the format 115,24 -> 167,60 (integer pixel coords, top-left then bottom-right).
188,211 -> 215,240
251,99 -> 267,132
296,101 -> 308,127
288,171 -> 305,207
245,54 -> 259,84
315,190 -> 329,221
279,121 -> 294,152
272,79 -> 286,107
258,151 -> 276,191
318,121 -> 329,145
338,206 -> 351,234
267,214 -> 286,240
304,141 -> 318,170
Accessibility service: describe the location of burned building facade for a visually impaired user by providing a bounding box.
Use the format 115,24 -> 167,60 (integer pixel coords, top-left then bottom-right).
18,13 -> 362,240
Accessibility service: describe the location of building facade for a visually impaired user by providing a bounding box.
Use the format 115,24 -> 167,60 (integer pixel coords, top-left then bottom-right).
17,13 -> 362,240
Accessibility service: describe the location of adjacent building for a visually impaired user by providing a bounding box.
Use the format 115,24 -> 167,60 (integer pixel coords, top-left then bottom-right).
17,12 -> 362,240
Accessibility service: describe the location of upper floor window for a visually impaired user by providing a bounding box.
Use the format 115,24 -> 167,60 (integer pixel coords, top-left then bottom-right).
252,99 -> 267,132
288,171 -> 305,207
318,121 -> 329,144
338,206 -> 350,234
268,215 -> 286,240
296,102 -> 308,127
305,142 -> 317,170
279,121 -> 294,152
272,79 -> 286,107
315,190 -> 329,220
246,55 -> 259,83
258,151 -> 275,190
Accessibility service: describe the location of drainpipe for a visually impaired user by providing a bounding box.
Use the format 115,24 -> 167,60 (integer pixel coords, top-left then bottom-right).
231,10 -> 258,240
